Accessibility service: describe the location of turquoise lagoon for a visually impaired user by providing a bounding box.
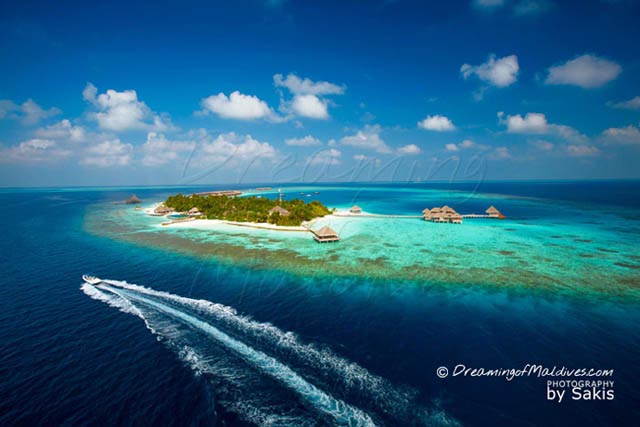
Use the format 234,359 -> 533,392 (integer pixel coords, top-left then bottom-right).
85,182 -> 640,300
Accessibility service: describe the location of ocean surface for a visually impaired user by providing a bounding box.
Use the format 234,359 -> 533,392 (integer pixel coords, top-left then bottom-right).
1,181 -> 639,426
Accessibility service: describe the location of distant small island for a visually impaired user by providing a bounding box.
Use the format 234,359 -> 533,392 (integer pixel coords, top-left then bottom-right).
164,193 -> 333,226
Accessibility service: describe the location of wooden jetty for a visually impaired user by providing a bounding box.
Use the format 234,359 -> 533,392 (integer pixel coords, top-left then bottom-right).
334,213 -> 423,219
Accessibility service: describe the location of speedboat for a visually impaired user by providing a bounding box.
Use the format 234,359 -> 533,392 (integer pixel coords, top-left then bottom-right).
82,274 -> 102,286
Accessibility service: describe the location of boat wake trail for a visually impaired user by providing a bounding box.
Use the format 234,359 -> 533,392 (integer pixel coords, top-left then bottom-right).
82,280 -> 459,427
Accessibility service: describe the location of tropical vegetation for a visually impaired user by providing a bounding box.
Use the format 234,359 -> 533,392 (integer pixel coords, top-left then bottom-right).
164,193 -> 332,226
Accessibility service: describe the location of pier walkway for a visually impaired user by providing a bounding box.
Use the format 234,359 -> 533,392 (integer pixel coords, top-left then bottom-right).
333,213 -> 423,219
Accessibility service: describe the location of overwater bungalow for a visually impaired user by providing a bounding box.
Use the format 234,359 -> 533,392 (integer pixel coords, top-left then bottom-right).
486,205 -> 503,218
269,206 -> 290,217
349,205 -> 362,214
313,226 -> 340,243
422,208 -> 432,220
423,205 -> 463,223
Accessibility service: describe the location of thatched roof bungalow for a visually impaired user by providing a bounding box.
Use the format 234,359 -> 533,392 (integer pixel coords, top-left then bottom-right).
154,204 -> 172,214
435,213 -> 448,223
269,206 -> 290,217
188,207 -> 201,216
313,225 -> 340,243
349,205 -> 362,214
486,205 -> 501,218
442,205 -> 456,215
451,213 -> 463,224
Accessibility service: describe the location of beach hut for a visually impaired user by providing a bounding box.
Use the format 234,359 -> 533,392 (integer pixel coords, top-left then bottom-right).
125,194 -> 142,204
188,207 -> 201,216
313,226 -> 340,243
269,206 -> 290,217
154,204 -> 172,215
349,205 -> 362,214
486,205 -> 501,218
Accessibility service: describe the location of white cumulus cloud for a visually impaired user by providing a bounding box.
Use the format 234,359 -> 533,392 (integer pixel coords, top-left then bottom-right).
397,144 -> 421,155
307,148 -> 342,165
274,73 -> 344,120
273,73 -> 345,95
0,138 -> 71,163
285,135 -> 322,146
461,54 -> 519,87
0,99 -> 61,125
196,132 -> 278,166
80,139 -> 133,167
567,145 -> 600,157
200,91 -> 275,120
545,54 -> 621,89
601,124 -> 640,145
291,94 -> 329,119
341,125 -> 391,153
608,96 -> 640,110
84,83 -> 173,131
501,112 -> 548,133
418,115 -> 456,131
36,119 -> 86,143
499,112 -> 587,143
445,139 -> 478,152
141,132 -> 196,166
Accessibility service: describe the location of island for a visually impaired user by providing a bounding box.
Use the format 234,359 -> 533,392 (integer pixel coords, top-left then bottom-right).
164,193 -> 333,226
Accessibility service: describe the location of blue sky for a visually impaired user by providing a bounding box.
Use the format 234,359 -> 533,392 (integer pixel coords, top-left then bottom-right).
1,0 -> 639,186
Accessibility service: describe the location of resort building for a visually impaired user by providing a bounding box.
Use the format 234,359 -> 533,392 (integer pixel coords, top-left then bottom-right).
313,226 -> 340,243
486,205 -> 503,218
188,207 -> 201,216
423,205 -> 463,224
154,204 -> 172,215
349,205 -> 362,214
269,206 -> 290,217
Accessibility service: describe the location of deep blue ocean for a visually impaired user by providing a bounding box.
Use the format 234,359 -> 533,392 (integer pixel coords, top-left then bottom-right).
1,181 -> 639,426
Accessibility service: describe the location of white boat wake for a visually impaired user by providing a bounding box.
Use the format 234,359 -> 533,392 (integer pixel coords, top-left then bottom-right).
82,280 -> 459,427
